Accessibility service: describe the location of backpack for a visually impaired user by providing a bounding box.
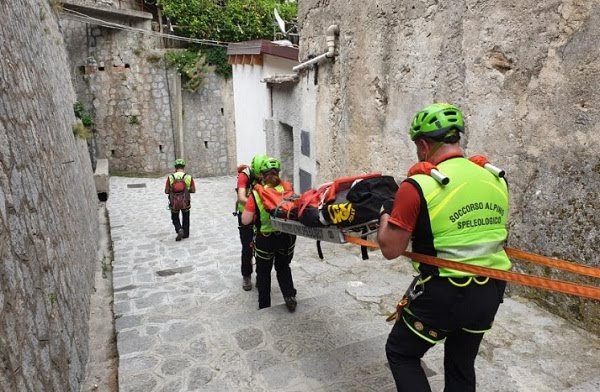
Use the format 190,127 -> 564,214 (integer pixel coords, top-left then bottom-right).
295,173 -> 397,228
169,173 -> 190,211
253,181 -> 298,219
337,175 -> 398,226
293,173 -> 398,261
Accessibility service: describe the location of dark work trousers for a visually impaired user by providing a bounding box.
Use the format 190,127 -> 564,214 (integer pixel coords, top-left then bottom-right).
254,232 -> 297,309
386,276 -> 506,392
171,209 -> 190,237
238,214 -> 254,277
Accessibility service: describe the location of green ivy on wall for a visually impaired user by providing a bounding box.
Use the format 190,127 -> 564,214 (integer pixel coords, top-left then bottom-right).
165,49 -> 217,91
74,101 -> 93,127
73,101 -> 93,139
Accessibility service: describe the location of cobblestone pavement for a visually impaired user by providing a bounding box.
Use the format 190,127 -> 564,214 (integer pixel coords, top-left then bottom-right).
107,175 -> 600,392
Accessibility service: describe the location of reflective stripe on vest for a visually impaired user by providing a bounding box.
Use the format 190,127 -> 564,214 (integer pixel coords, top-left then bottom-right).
410,158 -> 511,277
253,183 -> 285,234
236,167 -> 252,213
169,172 -> 192,189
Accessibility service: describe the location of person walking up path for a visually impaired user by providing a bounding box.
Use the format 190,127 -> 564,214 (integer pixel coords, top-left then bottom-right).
235,154 -> 267,291
165,158 -> 196,241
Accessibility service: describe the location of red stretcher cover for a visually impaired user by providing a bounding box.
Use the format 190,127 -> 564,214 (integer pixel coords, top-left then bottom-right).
265,173 -> 398,228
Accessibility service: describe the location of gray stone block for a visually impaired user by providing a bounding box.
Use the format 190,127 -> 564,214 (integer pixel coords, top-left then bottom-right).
94,158 -> 109,197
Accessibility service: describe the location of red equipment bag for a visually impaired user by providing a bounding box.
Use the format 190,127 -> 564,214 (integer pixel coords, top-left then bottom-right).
253,181 -> 298,219
295,173 -> 398,227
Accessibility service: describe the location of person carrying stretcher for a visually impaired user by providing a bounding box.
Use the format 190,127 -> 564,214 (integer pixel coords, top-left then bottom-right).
377,103 -> 511,392
241,157 -> 298,312
235,154 -> 267,291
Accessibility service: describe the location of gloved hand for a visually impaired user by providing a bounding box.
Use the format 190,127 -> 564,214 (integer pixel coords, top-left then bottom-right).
380,198 -> 394,217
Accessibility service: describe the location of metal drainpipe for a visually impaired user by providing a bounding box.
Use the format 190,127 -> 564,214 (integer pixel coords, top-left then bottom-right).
292,24 -> 339,73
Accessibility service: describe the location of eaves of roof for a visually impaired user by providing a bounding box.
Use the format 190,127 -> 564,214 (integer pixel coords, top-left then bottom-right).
227,40 -> 298,62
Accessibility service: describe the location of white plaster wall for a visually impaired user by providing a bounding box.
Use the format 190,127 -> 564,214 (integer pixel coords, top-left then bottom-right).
299,76 -> 318,184
232,54 -> 298,165
232,64 -> 268,165
263,54 -> 298,75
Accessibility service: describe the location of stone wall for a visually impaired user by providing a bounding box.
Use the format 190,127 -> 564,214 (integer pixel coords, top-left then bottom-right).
0,1 -> 100,390
296,0 -> 600,333
61,15 -> 175,175
61,10 -> 235,177
182,73 -> 236,177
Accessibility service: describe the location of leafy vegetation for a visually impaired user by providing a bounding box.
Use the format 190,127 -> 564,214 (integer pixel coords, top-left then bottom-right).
161,0 -> 297,43
160,0 -> 297,83
165,50 -> 216,90
73,101 -> 93,139
74,101 -> 93,127
201,47 -> 231,78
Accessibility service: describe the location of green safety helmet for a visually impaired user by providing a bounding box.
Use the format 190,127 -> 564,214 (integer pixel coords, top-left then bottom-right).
409,103 -> 464,141
251,154 -> 268,175
260,157 -> 281,173
174,158 -> 186,167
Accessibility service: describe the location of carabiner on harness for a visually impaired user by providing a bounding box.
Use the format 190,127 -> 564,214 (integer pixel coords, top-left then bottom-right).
386,274 -> 426,322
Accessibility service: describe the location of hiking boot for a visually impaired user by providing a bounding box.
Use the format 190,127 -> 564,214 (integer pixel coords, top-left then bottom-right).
242,276 -> 252,291
284,296 -> 297,312
175,229 -> 184,241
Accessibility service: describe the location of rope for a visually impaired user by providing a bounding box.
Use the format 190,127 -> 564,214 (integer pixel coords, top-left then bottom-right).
342,235 -> 600,300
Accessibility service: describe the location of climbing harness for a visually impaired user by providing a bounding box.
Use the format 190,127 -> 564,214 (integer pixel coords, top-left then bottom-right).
386,274 -> 428,322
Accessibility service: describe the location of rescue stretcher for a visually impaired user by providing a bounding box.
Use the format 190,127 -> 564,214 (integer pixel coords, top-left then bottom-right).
270,217 -> 379,244
271,217 -> 380,260
269,162 -> 600,302
260,172 -> 396,260
267,161 -> 505,259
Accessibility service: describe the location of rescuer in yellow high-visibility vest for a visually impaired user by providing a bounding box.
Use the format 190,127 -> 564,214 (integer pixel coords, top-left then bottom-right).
235,154 -> 267,291
164,158 -> 196,242
377,103 -> 510,392
241,157 -> 297,312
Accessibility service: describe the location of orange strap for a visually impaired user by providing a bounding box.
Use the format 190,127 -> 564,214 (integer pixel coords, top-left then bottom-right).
403,251 -> 600,301
344,235 -> 379,249
504,247 -> 600,278
342,235 -> 600,300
